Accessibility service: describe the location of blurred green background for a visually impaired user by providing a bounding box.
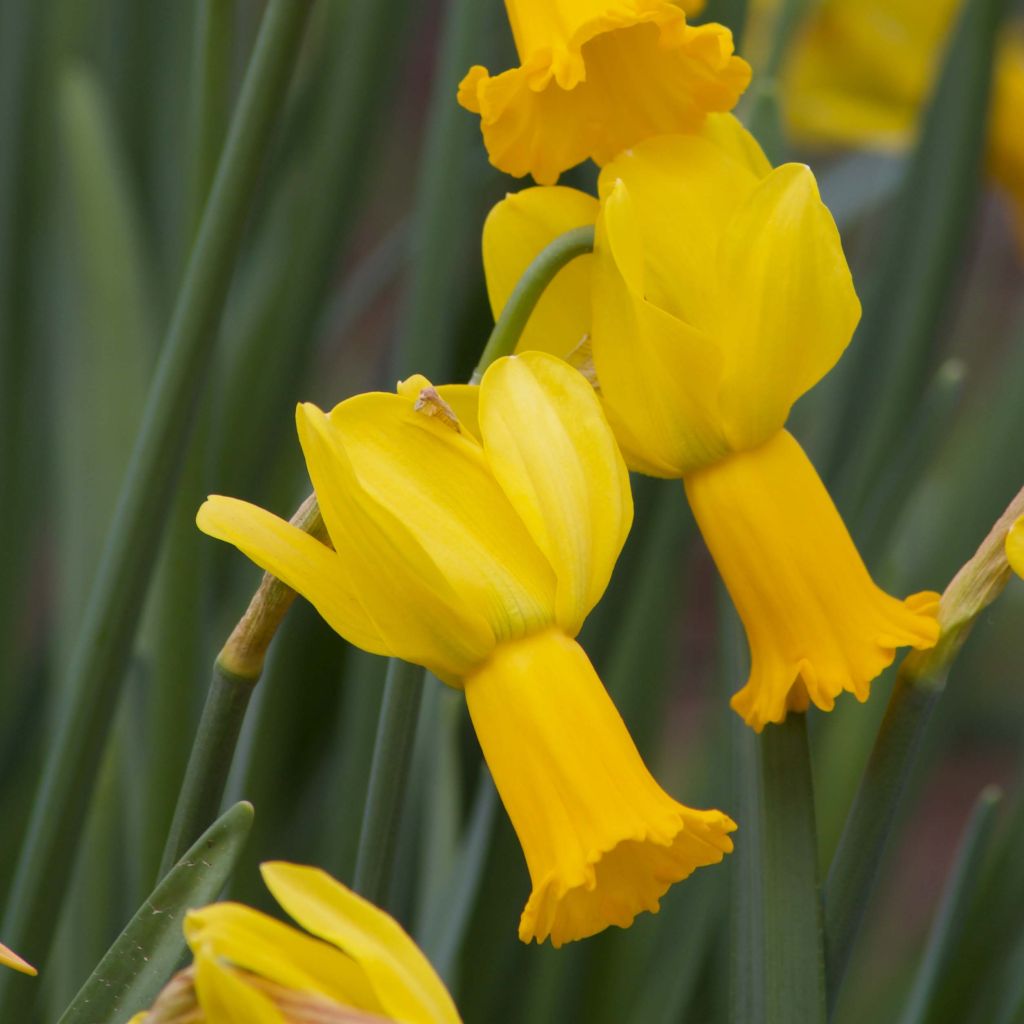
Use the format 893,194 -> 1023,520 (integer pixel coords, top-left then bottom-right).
0,0 -> 1022,1021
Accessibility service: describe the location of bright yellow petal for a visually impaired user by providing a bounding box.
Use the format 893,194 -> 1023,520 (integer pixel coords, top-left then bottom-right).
597,134 -> 760,328
261,863 -> 462,1024
592,179 -> 729,476
482,186 -> 598,359
715,163 -> 861,450
478,352 -> 632,634
1007,516 -> 1024,578
684,430 -> 940,731
459,4 -> 749,184
465,630 -> 735,946
193,953 -> 284,1024
296,401 -> 498,678
0,941 -> 36,977
196,496 -> 388,658
184,903 -> 380,1012
321,388 -> 557,648
989,30 -> 1024,254
697,112 -> 772,176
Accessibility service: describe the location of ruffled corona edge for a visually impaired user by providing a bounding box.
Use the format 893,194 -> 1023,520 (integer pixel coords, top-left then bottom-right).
684,430 -> 941,733
457,4 -> 750,184
464,629 -> 736,947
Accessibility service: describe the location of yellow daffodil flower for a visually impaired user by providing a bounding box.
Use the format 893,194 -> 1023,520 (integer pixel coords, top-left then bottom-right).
480,116 -> 940,731
457,0 -> 751,185
0,941 -> 35,977
197,351 -> 735,944
1008,516 -> 1024,577
757,0 -> 1024,248
131,861 -> 462,1024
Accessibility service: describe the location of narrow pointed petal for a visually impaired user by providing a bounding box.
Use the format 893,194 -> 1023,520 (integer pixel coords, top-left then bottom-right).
479,351 -> 631,634
262,863 -> 462,1024
466,630 -> 736,946
184,903 -> 380,1011
319,390 -> 557,647
296,402 -> 497,678
684,430 -> 940,731
0,941 -> 36,977
482,186 -> 598,359
196,496 -> 388,658
715,164 -> 861,450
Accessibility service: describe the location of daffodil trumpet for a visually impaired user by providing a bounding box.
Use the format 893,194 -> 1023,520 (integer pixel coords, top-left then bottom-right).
458,0 -> 751,184
197,351 -> 735,944
479,115 -> 940,731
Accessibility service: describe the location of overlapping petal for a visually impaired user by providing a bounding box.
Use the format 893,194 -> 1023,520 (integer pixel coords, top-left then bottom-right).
262,863 -> 462,1024
194,954 -> 284,1024
482,186 -> 598,359
714,163 -> 861,450
478,352 -> 631,633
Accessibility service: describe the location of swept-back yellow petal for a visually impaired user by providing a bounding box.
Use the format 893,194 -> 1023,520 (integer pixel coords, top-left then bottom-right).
478,352 -> 631,634
592,180 -> 728,476
684,430 -> 940,731
715,163 -> 861,451
1007,516 -> 1024,577
0,941 -> 36,977
296,402 -> 497,678
323,390 -> 557,647
262,863 -> 462,1024
184,903 -> 380,1012
458,1 -> 749,183
193,953 -> 284,1024
465,630 -> 736,946
482,186 -> 598,359
196,496 -> 388,658
697,112 -> 773,176
597,134 -> 760,328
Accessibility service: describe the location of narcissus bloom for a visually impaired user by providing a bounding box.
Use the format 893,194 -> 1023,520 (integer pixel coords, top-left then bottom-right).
130,862 -> 462,1024
198,351 -> 735,944
1008,516 -> 1024,577
0,941 -> 35,977
762,0 -> 1024,247
457,0 -> 751,184
481,116 -> 940,731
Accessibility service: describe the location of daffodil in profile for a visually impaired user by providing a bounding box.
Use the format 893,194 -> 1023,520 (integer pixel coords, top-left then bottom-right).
131,862 -> 462,1024
480,116 -> 940,732
0,941 -> 35,978
197,351 -> 735,945
457,0 -> 751,184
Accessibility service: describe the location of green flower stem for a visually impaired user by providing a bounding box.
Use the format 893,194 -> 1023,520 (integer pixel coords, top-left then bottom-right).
352,659 -> 428,903
761,714 -> 827,1024
824,487 -> 1024,1011
159,496 -> 325,877
471,225 -> 596,383
57,802 -> 254,1024
897,787 -> 1002,1024
0,2 -> 313,1012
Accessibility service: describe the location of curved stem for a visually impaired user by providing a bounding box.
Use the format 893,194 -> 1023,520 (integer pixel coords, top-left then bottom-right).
471,224 -> 595,383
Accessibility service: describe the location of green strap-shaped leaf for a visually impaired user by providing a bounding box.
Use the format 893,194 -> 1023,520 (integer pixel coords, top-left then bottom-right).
57,801 -> 254,1024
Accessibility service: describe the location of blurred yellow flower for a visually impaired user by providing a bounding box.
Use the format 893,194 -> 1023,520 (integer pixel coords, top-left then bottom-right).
457,0 -> 751,184
480,116 -> 940,731
198,351 -> 735,944
765,0 -> 1024,247
0,941 -> 35,977
132,862 -> 462,1024
1008,516 -> 1024,577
